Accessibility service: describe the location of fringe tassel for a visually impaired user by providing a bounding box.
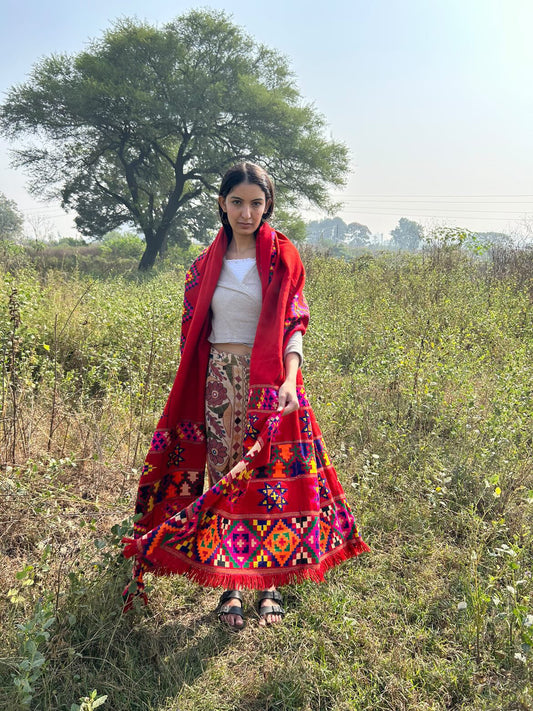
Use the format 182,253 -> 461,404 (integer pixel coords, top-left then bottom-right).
123,537 -> 370,598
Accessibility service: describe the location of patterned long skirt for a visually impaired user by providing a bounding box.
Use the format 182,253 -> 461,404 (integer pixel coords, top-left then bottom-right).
205,348 -> 251,487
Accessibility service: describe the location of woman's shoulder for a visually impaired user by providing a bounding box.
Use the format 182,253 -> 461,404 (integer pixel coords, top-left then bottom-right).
276,230 -> 301,258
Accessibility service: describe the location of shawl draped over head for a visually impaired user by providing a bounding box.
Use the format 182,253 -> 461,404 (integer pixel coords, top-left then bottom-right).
122,223 -> 369,608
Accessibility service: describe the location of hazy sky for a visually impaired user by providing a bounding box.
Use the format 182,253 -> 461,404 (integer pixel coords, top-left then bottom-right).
1,0 -> 532,238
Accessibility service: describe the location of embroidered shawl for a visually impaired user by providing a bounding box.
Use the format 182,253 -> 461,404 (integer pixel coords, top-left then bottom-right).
122,223 -> 369,607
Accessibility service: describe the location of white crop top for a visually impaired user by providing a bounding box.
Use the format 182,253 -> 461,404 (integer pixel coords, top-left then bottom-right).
208,258 -> 303,362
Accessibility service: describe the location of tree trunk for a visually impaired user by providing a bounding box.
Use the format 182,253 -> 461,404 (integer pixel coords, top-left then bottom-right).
138,224 -> 172,270
138,230 -> 161,271
159,231 -> 169,259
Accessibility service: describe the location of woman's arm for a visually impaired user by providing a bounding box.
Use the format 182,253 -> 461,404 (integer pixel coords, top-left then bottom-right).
277,352 -> 300,415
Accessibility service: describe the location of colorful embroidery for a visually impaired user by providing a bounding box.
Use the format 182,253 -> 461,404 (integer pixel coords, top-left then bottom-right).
175,421 -> 205,443
268,229 -> 277,284
284,292 -> 309,336
258,482 -> 288,512
131,502 -> 365,578
140,462 -> 155,478
296,385 -> 310,408
167,444 -> 185,467
248,387 -> 279,411
149,430 -> 172,453
182,296 -> 194,323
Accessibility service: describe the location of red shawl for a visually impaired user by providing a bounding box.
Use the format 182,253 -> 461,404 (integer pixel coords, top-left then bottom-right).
123,223 -> 368,607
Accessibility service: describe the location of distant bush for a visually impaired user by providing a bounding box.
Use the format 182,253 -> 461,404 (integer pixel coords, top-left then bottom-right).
100,231 -> 145,259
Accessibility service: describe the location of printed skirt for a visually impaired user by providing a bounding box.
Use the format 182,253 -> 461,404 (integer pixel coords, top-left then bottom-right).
205,348 -> 251,487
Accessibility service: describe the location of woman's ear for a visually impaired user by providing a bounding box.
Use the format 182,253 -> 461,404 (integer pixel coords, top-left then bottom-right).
218,196 -> 227,212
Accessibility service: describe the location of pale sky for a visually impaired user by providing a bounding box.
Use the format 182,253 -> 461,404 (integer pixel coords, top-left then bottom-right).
1,0 -> 532,239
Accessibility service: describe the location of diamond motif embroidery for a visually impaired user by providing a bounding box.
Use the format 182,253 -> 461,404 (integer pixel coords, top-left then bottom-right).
223,521 -> 261,567
264,520 -> 299,566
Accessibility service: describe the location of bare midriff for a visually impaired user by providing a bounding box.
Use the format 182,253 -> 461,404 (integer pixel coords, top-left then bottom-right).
212,342 -> 252,356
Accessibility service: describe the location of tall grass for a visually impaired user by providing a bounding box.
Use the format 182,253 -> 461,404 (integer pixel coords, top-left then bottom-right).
1,245 -> 532,710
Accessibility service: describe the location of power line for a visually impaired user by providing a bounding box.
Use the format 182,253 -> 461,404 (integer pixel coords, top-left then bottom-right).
341,208 -> 532,215
333,210 -> 529,223
330,193 -> 533,198
337,200 -> 533,206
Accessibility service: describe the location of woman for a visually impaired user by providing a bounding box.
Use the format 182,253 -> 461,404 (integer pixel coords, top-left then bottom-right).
123,162 -> 369,629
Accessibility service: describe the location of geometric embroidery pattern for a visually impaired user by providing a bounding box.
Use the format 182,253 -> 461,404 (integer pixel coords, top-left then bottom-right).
248,387 -> 279,411
185,263 -> 200,293
296,385 -> 310,408
298,409 -> 313,439
197,514 -> 221,563
258,482 -> 288,512
184,246 -> 207,292
268,230 -> 277,284
175,420 -> 205,443
264,520 -> 299,566
167,443 -> 185,468
222,521 -> 261,567
284,291 -> 309,334
131,485 -> 368,582
149,430 -> 172,453
140,462 -> 155,478
182,296 -> 193,324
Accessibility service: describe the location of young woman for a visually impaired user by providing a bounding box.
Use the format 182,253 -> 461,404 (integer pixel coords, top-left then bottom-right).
123,162 -> 369,629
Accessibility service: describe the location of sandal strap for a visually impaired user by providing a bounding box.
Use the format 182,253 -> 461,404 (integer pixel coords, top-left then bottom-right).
256,590 -> 285,617
258,603 -> 285,618
218,590 -> 243,607
217,604 -> 244,619
256,590 -> 283,605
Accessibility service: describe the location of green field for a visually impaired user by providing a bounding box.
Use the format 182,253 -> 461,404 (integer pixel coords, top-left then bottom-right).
1,244 -> 532,710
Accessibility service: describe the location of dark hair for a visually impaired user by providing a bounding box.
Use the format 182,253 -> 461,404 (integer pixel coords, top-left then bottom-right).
218,162 -> 275,235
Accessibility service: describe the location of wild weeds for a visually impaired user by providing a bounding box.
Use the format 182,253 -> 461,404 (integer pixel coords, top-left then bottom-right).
1,246 -> 532,710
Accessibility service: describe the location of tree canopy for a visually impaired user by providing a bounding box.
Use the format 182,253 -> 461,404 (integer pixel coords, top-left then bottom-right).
0,9 -> 349,269
306,217 -> 371,246
391,218 -> 424,250
0,193 -> 23,241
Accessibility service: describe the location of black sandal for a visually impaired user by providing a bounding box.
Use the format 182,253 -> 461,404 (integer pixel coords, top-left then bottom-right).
216,590 -> 245,630
256,590 -> 285,624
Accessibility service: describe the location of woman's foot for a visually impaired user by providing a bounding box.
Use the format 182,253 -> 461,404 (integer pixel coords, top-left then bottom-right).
216,590 -> 245,630
257,588 -> 285,626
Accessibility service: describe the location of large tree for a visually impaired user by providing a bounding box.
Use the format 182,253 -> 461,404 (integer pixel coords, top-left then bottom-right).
0,10 -> 349,269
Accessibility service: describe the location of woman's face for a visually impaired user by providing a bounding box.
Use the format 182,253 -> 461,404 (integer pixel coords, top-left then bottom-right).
219,181 -> 271,241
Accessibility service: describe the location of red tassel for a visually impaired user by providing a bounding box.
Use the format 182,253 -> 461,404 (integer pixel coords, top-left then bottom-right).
124,537 -> 370,594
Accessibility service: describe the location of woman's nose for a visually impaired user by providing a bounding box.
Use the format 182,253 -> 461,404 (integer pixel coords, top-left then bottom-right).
241,204 -> 251,217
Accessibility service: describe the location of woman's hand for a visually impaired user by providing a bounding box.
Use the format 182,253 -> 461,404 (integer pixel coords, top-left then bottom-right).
278,352 -> 300,415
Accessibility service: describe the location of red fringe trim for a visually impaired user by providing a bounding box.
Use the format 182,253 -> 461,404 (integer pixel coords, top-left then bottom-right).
123,537 -> 370,591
